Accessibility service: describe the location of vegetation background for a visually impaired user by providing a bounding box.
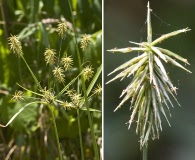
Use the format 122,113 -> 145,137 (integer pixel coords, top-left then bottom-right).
105,0 -> 195,160
0,0 -> 102,159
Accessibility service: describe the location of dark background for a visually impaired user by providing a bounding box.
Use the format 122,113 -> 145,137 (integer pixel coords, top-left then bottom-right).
104,0 -> 195,160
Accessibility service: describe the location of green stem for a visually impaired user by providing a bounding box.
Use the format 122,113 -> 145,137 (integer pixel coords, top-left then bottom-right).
21,55 -> 42,90
147,1 -> 152,43
143,145 -> 148,160
144,3 -> 151,160
67,1 -> 99,159
77,109 -> 85,160
49,105 -> 63,160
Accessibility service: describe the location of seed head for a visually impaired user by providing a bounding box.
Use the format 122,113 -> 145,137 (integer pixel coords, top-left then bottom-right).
66,89 -> 82,107
71,93 -> 82,106
53,66 -> 65,83
66,89 -> 74,97
61,55 -> 73,70
93,84 -> 102,95
11,90 -> 25,101
82,65 -> 94,81
107,2 -> 191,148
57,21 -> 67,39
60,101 -> 75,110
80,34 -> 91,50
41,88 -> 55,104
44,48 -> 56,65
8,35 -> 23,57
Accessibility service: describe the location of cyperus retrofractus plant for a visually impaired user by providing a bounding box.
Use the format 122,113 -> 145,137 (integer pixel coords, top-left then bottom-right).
0,19 -> 102,160
107,1 -> 191,156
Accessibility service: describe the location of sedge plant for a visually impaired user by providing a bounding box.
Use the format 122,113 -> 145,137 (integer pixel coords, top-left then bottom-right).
0,14 -> 102,160
107,2 -> 191,159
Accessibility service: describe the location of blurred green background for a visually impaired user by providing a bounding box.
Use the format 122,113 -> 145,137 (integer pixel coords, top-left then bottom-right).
104,0 -> 195,160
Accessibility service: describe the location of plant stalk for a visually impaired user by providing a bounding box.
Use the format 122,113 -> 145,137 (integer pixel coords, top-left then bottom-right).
142,2 -> 151,160
49,105 -> 63,160
147,1 -> 152,43
67,1 -> 100,159
77,109 -> 85,160
143,145 -> 148,160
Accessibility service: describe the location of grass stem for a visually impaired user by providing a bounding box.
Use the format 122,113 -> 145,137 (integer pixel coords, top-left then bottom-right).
67,1 -> 100,159
143,145 -> 148,160
49,105 -> 63,160
77,109 -> 85,160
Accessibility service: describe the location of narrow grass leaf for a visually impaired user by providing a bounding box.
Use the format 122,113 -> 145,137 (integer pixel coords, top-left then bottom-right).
16,83 -> 43,97
86,64 -> 102,96
56,73 -> 82,98
0,101 -> 42,127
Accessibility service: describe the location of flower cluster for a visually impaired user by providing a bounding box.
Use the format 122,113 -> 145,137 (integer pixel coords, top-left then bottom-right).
11,90 -> 25,101
53,67 -> 65,83
82,65 -> 94,81
44,48 -> 57,65
60,101 -> 75,110
40,88 -> 55,104
93,84 -> 102,95
66,89 -> 82,107
107,3 -> 191,147
80,34 -> 91,50
61,55 -> 73,70
57,21 -> 68,39
8,35 -> 23,57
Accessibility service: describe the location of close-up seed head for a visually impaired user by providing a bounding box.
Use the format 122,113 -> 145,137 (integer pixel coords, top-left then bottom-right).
66,89 -> 82,107
66,89 -> 74,97
40,88 -> 55,104
53,67 -> 65,83
57,21 -> 68,39
8,35 -> 23,57
44,48 -> 56,65
107,2 -> 191,148
80,34 -> 91,50
61,55 -> 73,70
60,101 -> 75,110
93,84 -> 102,95
11,90 -> 25,101
82,65 -> 94,81
71,92 -> 82,107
